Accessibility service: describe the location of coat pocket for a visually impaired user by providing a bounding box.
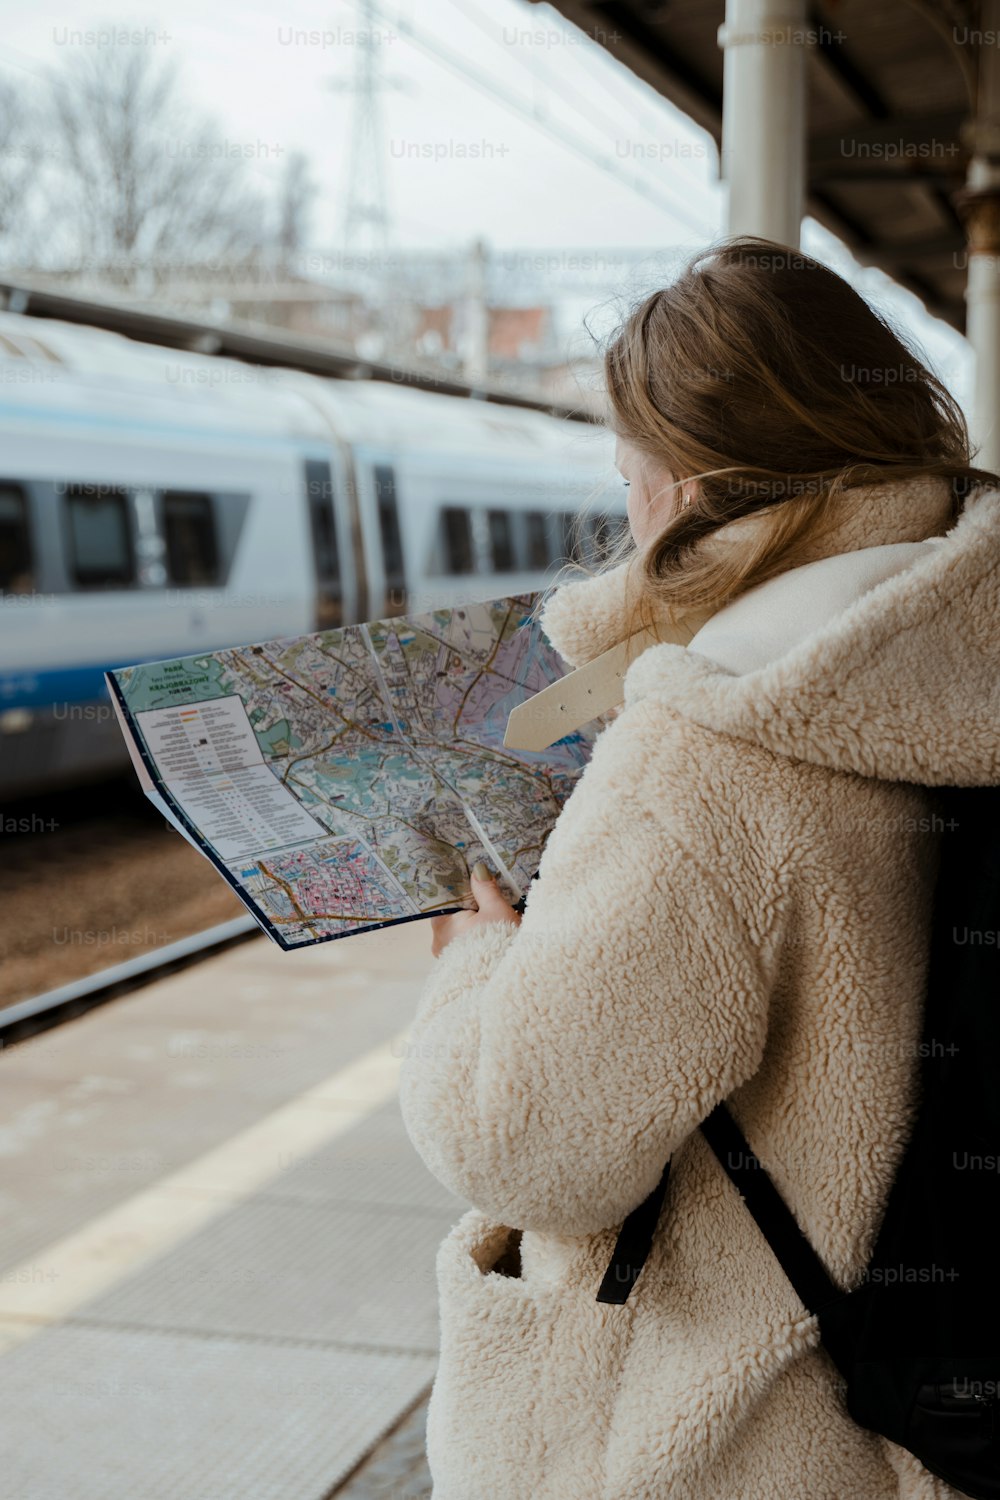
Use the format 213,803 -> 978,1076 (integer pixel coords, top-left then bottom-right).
466,1216 -> 523,1280
434,1209 -> 551,1346
426,1210 -> 551,1496
425,1209 -> 632,1500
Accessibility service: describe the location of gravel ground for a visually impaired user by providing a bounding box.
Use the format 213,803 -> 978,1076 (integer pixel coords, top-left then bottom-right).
0,772 -> 245,1006
332,1390 -> 433,1499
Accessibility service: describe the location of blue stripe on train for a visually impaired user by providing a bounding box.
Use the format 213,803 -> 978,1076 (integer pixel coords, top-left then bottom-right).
1,661 -> 162,712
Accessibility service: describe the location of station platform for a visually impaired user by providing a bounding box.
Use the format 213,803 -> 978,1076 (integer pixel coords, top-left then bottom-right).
0,922 -> 462,1499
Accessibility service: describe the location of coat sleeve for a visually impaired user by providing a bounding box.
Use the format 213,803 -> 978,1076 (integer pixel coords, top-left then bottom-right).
397,698 -> 777,1237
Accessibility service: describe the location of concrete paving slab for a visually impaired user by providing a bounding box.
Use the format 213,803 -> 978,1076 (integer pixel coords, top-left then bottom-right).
0,923 -> 437,1272
0,917 -> 452,1498
85,1188 -> 449,1354
0,1319 -> 435,1500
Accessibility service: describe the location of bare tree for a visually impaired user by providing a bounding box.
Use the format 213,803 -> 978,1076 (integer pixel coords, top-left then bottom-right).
41,44 -> 274,282
0,74 -> 45,263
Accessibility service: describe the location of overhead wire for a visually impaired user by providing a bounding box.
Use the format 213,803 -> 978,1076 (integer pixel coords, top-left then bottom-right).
339,0 -> 717,237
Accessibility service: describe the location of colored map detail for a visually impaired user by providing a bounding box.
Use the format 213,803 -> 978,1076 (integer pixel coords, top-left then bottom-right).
238,839 -> 415,930
111,592 -> 610,947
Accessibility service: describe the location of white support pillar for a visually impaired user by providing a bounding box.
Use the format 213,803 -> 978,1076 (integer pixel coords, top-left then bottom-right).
955,0 -> 1000,474
718,0 -> 808,248
961,204 -> 1000,473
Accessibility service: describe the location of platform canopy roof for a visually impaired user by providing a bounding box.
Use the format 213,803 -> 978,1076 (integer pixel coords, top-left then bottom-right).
529,0 -> 979,330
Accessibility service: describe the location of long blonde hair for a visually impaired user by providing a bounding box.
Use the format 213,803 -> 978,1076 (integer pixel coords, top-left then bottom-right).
561,234 -> 998,648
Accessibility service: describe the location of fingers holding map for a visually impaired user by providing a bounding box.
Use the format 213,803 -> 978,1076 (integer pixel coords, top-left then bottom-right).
105,593 -> 613,949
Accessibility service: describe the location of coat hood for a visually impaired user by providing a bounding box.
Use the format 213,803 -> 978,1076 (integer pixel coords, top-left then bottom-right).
538,475 -> 1000,786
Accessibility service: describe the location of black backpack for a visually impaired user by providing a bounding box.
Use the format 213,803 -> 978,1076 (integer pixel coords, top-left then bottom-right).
597,783 -> 1000,1499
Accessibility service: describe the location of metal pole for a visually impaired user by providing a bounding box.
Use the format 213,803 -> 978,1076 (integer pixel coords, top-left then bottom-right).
963,218 -> 1000,473
954,3 -> 1000,474
718,0 -> 808,247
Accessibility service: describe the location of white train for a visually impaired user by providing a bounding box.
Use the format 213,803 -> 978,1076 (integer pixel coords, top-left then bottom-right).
0,311 -> 623,796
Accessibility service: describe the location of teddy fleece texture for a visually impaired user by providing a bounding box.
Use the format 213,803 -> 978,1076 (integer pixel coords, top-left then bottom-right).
398,473 -> 1000,1500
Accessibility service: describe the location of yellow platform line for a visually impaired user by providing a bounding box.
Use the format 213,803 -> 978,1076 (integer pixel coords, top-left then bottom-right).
0,1027 -> 410,1354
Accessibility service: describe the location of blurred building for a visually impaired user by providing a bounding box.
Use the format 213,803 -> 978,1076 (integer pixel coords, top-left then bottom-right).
2,243 -> 607,414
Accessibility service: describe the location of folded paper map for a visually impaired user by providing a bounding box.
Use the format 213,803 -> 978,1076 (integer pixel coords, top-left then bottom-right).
105,592 -> 614,949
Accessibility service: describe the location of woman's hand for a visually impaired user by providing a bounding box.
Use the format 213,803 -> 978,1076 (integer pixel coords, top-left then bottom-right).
429,861 -> 522,958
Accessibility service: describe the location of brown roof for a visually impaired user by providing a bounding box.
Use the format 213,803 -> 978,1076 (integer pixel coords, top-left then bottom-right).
528,0 -> 976,329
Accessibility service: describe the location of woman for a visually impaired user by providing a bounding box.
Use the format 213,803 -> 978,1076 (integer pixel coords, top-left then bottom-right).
398,235 -> 1000,1499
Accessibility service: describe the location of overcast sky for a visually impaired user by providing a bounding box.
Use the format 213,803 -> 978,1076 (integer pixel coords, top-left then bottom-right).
0,0 -> 974,414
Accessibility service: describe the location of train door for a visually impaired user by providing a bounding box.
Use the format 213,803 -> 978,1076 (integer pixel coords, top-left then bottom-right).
304,457 -> 346,630
352,453 -> 409,620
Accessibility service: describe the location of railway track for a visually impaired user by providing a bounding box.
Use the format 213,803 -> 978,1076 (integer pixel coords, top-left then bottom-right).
0,913 -> 258,1045
0,771 -> 255,1042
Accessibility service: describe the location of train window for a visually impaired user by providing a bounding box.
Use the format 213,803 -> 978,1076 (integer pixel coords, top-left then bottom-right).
64,485 -> 134,587
606,514 -> 630,550
559,511 -> 585,564
487,509 -> 515,571
163,491 -> 219,586
441,506 -> 474,574
0,484 -> 32,594
304,460 -> 342,629
589,514 -> 614,561
373,464 -> 406,594
305,462 -> 340,581
590,513 -> 629,559
523,510 -> 550,569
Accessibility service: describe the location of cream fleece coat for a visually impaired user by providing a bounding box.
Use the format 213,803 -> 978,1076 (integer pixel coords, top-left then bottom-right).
399,474 -> 1000,1500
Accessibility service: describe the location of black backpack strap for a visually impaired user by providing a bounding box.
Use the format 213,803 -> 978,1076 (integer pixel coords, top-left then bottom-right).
595,1158 -> 672,1304
596,1103 -> 845,1317
699,1102 -> 844,1317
